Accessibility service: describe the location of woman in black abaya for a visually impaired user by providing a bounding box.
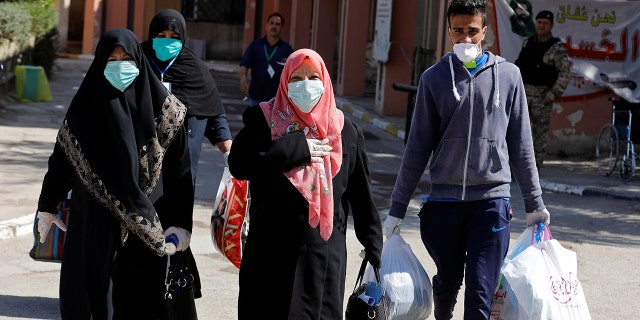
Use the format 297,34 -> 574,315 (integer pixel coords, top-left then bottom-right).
36,28 -> 198,319
142,9 -> 233,186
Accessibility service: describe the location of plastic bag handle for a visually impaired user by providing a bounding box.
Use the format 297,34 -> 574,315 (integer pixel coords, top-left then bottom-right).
532,223 -> 553,244
352,256 -> 381,292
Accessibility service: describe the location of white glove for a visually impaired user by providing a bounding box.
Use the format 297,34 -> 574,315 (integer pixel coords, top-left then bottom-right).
307,138 -> 332,163
37,211 -> 67,243
526,208 -> 551,226
382,216 -> 402,238
163,226 -> 191,255
223,151 -> 230,167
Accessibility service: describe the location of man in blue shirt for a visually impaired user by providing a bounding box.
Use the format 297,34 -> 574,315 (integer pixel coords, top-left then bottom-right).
239,12 -> 294,107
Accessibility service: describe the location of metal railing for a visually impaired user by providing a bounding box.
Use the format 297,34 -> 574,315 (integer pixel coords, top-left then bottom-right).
392,82 -> 418,145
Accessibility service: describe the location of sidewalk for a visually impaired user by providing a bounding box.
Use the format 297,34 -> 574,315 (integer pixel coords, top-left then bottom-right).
1,57 -> 639,240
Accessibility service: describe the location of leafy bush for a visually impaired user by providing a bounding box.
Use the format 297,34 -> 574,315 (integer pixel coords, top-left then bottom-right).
0,2 -> 33,44
25,1 -> 58,38
0,0 -> 58,77
24,1 -> 58,76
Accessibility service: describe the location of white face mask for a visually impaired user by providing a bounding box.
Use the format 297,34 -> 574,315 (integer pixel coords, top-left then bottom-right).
287,80 -> 325,113
452,40 -> 482,63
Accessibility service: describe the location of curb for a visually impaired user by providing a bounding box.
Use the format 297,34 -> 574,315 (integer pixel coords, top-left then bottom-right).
538,180 -> 585,196
206,61 -> 240,74
56,52 -> 95,60
580,187 -> 640,201
0,214 -> 34,240
335,99 -> 405,141
540,179 -> 640,201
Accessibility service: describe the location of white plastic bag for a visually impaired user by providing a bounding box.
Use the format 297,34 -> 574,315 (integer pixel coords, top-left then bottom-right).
491,274 -> 526,320
364,233 -> 432,320
501,229 -> 591,319
491,224 -> 553,320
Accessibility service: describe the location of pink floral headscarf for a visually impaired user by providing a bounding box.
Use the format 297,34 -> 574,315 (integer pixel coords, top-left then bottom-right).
260,49 -> 345,241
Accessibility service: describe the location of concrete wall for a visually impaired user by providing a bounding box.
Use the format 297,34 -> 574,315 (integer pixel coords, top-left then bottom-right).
377,1 -> 419,116
545,93 -> 613,158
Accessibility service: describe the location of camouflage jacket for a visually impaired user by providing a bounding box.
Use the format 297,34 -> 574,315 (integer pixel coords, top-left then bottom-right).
521,34 -> 571,100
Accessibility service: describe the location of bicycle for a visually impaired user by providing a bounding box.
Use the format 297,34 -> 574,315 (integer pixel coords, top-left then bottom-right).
596,97 -> 639,181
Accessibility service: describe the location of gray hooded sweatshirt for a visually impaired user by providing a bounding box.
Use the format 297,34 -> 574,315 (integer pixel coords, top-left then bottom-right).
389,51 -> 545,219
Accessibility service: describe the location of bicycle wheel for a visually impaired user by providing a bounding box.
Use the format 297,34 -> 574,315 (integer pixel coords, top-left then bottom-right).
596,124 -> 619,176
619,142 -> 636,181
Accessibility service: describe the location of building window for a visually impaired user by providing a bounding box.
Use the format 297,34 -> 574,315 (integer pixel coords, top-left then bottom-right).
182,0 -> 244,24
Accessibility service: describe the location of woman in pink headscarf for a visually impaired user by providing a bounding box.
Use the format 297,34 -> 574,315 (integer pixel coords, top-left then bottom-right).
228,48 -> 382,319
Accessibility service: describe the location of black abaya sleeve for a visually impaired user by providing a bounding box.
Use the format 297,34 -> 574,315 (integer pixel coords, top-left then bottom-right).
154,126 -> 194,232
38,143 -> 75,213
344,121 -> 383,268
228,107 -> 310,180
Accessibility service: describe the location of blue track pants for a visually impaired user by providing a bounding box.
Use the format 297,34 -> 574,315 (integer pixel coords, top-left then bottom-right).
419,198 -> 511,320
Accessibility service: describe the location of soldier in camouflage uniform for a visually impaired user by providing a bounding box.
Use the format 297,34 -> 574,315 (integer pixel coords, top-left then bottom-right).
515,10 -> 570,168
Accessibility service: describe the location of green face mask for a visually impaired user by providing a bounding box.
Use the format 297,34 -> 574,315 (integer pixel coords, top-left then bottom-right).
152,38 -> 183,61
103,60 -> 139,92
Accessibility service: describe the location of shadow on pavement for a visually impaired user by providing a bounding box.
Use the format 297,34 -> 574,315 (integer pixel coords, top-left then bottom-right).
0,294 -> 59,319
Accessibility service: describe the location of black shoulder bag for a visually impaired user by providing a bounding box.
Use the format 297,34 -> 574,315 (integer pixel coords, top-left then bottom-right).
163,251 -> 198,320
345,257 -> 388,320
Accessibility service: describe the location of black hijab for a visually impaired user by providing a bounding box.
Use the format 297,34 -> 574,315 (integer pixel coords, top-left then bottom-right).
58,28 -> 186,255
142,9 -> 225,117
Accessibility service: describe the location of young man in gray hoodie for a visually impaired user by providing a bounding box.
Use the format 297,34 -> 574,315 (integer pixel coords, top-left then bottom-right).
383,0 -> 550,319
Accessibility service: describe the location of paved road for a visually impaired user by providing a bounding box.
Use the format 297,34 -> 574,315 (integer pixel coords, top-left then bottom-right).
0,58 -> 639,319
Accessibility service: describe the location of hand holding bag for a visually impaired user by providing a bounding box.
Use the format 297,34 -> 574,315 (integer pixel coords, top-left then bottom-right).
163,251 -> 198,320
491,224 -> 551,319
365,233 -> 432,320
210,167 -> 249,268
345,257 -> 389,320
29,198 -> 71,262
500,224 -> 592,319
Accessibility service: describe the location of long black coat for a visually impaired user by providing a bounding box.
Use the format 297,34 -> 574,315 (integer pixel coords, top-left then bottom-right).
228,107 -> 383,319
